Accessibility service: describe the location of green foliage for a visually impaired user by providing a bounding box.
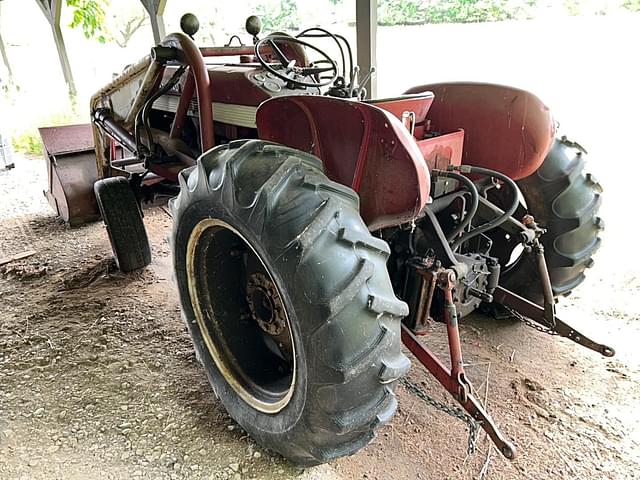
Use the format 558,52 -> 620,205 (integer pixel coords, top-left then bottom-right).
12,111 -> 83,156
563,0 -> 582,16
66,0 -> 109,43
378,0 -> 425,25
12,131 -> 44,156
257,0 -> 300,31
377,0 -> 538,25
623,0 -> 640,12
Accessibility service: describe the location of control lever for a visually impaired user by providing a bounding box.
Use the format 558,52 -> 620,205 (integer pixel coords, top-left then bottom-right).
357,66 -> 376,98
246,15 -> 262,44
348,65 -> 360,98
346,66 -> 375,100
358,66 -> 376,88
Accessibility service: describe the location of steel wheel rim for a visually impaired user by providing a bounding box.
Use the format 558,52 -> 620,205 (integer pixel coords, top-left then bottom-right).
186,218 -> 296,413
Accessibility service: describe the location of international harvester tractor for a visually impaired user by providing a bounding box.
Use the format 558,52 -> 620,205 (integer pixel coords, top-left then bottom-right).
39,13 -> 612,465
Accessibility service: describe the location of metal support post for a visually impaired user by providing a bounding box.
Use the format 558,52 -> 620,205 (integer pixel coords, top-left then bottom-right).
355,0 -> 377,98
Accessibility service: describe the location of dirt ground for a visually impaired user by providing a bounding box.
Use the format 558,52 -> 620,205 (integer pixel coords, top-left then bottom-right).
1,155 -> 639,480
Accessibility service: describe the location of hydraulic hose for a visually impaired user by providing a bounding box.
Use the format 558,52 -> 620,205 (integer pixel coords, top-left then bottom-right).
432,169 -> 479,243
94,108 -> 138,154
136,66 -> 187,159
296,27 -> 347,79
450,165 -> 520,252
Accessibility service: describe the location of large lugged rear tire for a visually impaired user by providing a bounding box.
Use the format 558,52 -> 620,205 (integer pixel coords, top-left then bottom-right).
94,176 -> 151,273
499,137 -> 603,304
171,140 -> 410,466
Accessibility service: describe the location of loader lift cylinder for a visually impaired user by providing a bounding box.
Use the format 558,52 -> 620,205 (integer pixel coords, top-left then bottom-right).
93,109 -> 138,155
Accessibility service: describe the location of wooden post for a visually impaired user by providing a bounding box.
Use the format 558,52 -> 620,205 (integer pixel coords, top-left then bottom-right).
141,0 -> 167,44
35,0 -> 77,96
0,1 -> 14,79
355,0 -> 377,99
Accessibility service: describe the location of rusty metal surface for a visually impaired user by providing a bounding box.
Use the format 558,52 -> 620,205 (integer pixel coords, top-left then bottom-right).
40,124 -> 99,226
38,124 -> 94,156
124,60 -> 163,127
401,323 -> 517,459
413,270 -> 437,334
493,286 -> 615,357
44,150 -> 100,226
438,270 -> 466,391
90,55 -> 153,179
401,260 -> 517,459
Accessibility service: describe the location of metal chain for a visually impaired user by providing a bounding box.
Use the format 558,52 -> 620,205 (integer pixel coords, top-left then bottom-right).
400,377 -> 480,455
504,306 -> 559,336
400,307 -> 559,459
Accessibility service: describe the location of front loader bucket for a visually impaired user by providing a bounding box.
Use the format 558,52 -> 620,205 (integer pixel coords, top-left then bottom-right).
39,124 -> 100,226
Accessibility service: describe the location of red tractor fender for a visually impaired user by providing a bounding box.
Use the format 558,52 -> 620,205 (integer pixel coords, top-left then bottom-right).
405,82 -> 556,180
256,95 -> 431,230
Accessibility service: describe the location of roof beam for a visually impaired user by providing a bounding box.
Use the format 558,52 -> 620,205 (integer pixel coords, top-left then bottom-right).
140,0 -> 168,44
35,0 -> 76,96
356,0 -> 377,99
0,2 -> 14,78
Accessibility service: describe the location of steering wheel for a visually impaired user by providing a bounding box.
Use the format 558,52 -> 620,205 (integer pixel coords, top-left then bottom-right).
255,35 -> 338,88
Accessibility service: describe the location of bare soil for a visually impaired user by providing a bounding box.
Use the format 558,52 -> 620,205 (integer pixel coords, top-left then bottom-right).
1,155 -> 638,480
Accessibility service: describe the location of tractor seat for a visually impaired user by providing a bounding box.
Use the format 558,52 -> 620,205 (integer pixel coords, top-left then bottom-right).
366,92 -> 434,133
256,95 -> 430,230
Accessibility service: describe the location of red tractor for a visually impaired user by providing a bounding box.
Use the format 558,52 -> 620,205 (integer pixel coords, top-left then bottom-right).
40,13 -> 612,465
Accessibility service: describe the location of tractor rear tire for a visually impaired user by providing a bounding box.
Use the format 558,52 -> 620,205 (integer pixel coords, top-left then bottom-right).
171,140 -> 410,466
94,177 -> 151,273
498,137 -> 603,305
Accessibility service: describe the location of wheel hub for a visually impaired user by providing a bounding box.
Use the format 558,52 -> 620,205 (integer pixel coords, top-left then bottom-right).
246,272 -> 286,336
185,218 -> 296,413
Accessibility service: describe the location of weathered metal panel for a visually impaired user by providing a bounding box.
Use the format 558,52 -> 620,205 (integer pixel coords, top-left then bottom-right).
39,124 -> 99,226
405,82 -> 555,180
38,124 -> 94,156
257,95 -> 430,230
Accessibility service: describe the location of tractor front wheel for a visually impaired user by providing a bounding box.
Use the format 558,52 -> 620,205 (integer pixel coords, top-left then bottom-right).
171,140 -> 410,466
94,176 -> 151,273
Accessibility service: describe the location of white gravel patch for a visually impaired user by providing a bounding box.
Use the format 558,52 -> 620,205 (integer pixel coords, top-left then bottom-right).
0,154 -> 51,220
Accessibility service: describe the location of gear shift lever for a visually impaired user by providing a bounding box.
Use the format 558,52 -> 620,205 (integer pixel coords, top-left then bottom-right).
245,15 -> 262,44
